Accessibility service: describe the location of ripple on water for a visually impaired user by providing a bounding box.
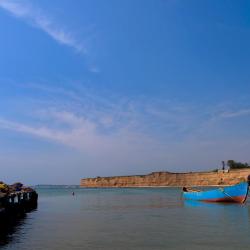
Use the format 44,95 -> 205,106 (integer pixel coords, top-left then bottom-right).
2,188 -> 250,250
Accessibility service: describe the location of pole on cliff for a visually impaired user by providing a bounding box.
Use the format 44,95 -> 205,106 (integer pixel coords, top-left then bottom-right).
222,161 -> 225,171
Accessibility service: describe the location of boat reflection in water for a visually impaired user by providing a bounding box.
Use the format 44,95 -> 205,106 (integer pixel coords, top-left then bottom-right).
183,199 -> 250,244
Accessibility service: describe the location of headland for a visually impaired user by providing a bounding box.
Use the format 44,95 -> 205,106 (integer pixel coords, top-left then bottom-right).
80,169 -> 250,187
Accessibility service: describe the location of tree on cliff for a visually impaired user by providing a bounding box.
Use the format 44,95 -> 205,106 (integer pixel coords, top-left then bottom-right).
227,160 -> 250,169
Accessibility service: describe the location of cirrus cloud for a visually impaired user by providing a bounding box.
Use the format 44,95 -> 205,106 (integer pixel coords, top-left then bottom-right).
0,0 -> 87,53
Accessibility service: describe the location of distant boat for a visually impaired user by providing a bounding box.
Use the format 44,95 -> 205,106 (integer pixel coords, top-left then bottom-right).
182,182 -> 249,203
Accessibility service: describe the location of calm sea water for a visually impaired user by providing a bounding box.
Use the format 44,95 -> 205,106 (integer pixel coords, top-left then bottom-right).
1,187 -> 250,250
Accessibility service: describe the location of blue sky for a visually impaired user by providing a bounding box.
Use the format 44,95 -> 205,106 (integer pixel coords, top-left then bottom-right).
0,0 -> 250,184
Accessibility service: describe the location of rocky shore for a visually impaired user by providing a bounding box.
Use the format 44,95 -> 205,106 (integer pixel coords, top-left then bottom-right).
0,182 -> 38,230
81,169 -> 250,187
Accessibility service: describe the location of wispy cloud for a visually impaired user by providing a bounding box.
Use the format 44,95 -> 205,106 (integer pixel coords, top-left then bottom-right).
0,83 -> 187,172
219,109 -> 250,118
0,110 -> 159,169
0,0 -> 86,53
0,117 -> 62,141
1,83 -> 250,177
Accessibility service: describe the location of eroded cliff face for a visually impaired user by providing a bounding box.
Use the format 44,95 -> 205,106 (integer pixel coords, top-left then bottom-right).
80,169 -> 250,187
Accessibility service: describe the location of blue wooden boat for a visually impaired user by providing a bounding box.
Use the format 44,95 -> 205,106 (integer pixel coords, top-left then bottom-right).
182,182 -> 249,203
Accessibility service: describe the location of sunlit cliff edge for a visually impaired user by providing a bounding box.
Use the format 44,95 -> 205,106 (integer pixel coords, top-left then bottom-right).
80,169 -> 250,187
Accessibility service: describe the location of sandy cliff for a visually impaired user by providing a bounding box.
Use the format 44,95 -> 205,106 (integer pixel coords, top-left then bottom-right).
80,169 -> 250,187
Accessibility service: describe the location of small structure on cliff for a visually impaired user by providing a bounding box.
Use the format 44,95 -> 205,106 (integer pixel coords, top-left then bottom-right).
80,169 -> 250,188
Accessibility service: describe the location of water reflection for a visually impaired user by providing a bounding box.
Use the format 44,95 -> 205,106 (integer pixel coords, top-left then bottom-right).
0,207 -> 37,247
184,199 -> 248,208
3,188 -> 250,250
81,189 -> 182,211
0,214 -> 26,246
184,200 -> 249,230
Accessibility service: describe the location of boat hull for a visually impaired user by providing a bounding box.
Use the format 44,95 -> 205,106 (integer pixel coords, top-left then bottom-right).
183,182 -> 249,203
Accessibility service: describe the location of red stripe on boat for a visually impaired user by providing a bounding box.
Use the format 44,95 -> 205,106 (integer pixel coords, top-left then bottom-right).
203,195 -> 246,203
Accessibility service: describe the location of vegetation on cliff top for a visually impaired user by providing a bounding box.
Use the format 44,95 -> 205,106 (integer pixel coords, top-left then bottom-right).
227,160 -> 250,169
